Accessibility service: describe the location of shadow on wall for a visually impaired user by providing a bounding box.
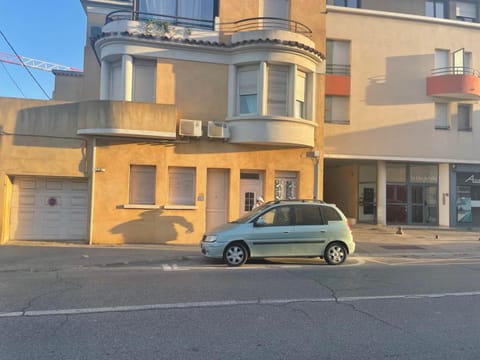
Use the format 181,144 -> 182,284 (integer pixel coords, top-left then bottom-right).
365,54 -> 432,105
110,209 -> 194,244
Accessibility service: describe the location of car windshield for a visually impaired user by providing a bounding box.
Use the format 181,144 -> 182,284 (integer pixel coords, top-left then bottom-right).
230,202 -> 270,224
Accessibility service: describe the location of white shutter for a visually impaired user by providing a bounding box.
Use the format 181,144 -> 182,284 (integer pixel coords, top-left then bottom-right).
130,165 -> 156,204
434,103 -> 449,129
456,1 -> 476,18
267,65 -> 288,116
238,66 -> 258,95
295,71 -> 306,118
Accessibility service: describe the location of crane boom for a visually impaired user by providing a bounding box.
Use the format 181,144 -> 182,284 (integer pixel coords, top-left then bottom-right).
0,51 -> 82,72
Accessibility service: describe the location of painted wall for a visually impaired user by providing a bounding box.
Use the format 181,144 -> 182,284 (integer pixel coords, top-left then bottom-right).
325,8 -> 480,163
323,164 -> 358,218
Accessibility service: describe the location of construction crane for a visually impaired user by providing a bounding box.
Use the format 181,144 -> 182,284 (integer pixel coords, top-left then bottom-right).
0,51 -> 82,72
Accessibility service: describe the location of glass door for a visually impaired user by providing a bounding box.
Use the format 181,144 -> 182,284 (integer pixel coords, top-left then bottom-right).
411,185 -> 438,224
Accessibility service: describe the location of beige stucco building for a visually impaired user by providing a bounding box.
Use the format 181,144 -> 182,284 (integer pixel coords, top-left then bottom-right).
324,0 -> 480,228
0,0 -> 326,245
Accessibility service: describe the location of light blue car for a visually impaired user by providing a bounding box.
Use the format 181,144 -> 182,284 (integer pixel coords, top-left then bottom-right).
201,200 -> 355,266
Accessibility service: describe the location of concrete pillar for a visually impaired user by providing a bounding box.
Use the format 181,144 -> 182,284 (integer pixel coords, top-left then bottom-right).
99,60 -> 110,100
122,55 -> 133,101
438,163 -> 450,227
259,61 -> 267,115
377,160 -> 387,225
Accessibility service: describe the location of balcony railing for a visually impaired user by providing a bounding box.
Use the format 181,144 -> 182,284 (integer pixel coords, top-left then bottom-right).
431,66 -> 480,77
105,10 -> 215,30
326,64 -> 350,75
104,11 -> 312,36
219,17 -> 312,37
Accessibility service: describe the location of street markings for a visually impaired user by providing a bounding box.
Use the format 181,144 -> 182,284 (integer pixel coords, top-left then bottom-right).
2,290 -> 480,319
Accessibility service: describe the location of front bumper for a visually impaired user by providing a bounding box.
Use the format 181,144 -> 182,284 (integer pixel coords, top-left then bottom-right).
200,241 -> 225,258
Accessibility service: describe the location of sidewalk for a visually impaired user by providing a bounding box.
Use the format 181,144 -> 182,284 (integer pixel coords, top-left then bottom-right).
352,223 -> 480,258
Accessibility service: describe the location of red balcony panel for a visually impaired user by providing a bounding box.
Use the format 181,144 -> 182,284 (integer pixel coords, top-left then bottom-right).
427,74 -> 480,100
325,74 -> 350,96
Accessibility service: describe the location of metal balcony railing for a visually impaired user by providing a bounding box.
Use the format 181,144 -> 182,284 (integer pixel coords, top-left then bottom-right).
431,66 -> 480,77
326,64 -> 350,75
219,17 -> 312,37
105,10 -> 215,30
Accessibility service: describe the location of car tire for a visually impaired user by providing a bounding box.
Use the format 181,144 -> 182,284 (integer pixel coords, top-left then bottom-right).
324,242 -> 347,265
224,242 -> 248,267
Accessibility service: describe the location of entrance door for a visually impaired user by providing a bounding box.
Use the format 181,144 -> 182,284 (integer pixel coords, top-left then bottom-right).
206,169 -> 229,231
411,185 -> 438,225
240,172 -> 263,216
358,183 -> 376,222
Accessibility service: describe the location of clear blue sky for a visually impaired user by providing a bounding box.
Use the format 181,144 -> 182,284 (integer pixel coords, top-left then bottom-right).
0,1 -> 86,100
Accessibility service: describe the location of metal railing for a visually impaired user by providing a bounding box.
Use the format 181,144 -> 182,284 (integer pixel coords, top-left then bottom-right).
219,17 -> 312,37
431,66 -> 480,77
105,10 -> 215,30
326,64 -> 350,75
104,11 -> 312,36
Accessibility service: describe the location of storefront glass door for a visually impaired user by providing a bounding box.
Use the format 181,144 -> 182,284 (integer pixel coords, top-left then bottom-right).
411,185 -> 438,224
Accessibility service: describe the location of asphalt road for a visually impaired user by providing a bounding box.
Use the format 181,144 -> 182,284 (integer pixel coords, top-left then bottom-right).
1,246 -> 480,359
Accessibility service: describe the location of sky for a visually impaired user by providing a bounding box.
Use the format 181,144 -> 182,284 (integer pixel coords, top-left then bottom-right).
0,1 -> 86,100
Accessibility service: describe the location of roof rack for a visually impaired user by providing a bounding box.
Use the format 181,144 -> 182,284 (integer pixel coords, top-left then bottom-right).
272,199 -> 325,204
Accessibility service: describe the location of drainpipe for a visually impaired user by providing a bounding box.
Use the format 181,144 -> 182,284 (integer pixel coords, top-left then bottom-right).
88,137 -> 97,245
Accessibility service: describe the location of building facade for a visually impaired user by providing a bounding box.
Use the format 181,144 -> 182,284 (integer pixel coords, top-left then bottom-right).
0,0 -> 326,245
324,0 -> 480,228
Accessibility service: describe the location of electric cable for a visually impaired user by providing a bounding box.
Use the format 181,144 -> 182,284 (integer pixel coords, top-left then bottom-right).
0,61 -> 26,97
0,29 -> 51,99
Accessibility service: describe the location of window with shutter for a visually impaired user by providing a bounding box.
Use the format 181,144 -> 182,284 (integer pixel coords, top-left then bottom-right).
129,165 -> 156,204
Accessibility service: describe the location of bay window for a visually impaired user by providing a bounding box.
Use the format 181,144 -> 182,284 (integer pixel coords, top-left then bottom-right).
267,65 -> 289,116
238,65 -> 259,115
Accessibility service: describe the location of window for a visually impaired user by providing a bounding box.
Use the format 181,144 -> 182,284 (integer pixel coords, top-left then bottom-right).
274,171 -> 298,200
133,59 -> 156,103
138,0 -> 217,29
434,49 -> 449,72
321,206 -> 343,222
261,206 -> 293,226
326,40 -> 351,74
328,0 -> 359,7
456,1 -> 477,22
267,65 -> 289,116
238,65 -> 258,115
458,104 -> 472,131
325,95 -> 349,123
435,103 -> 450,129
168,167 -> 196,205
295,71 -> 306,119
109,60 -> 122,101
426,0 -> 446,18
129,165 -> 156,204
295,205 -> 324,225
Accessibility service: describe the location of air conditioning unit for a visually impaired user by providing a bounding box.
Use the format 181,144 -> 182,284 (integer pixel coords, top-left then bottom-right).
179,119 -> 202,137
207,121 -> 230,139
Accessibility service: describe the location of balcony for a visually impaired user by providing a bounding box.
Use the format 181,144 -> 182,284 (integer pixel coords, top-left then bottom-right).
227,116 -> 316,147
426,67 -> 480,100
325,64 -> 351,96
76,101 -> 177,139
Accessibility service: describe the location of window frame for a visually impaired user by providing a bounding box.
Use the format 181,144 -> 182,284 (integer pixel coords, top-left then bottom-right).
129,165 -> 156,205
168,166 -> 196,206
457,103 -> 472,131
325,95 -> 350,124
425,0 -> 446,18
434,102 -> 450,129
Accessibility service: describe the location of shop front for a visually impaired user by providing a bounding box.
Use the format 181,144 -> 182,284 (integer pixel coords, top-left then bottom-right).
451,164 -> 480,227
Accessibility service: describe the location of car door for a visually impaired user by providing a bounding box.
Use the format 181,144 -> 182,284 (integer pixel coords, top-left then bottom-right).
247,205 -> 297,257
292,205 -> 329,256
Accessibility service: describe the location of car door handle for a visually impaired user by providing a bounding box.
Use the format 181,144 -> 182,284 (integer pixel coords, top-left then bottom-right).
320,230 -> 327,233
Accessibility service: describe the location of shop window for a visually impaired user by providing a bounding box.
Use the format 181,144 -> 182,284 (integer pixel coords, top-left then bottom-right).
168,167 -> 196,205
409,165 -> 438,183
426,0 -> 446,18
129,165 -> 156,204
325,96 -> 349,123
435,103 -> 450,129
457,104 -> 472,131
238,65 -> 258,115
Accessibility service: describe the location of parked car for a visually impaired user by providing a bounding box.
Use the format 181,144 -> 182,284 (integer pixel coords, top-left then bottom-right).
201,200 -> 355,266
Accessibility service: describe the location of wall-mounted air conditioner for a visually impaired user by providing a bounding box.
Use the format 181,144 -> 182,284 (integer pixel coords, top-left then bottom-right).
179,119 -> 202,137
207,121 -> 230,139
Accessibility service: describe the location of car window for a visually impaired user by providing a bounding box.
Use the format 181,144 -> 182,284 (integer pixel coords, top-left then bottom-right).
259,206 -> 293,226
321,206 -> 342,222
295,205 -> 325,225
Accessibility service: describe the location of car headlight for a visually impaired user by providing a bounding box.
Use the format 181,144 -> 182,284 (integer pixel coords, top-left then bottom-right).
203,235 -> 217,243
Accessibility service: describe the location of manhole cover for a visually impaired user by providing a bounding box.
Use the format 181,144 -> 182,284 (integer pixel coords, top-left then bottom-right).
380,245 -> 425,250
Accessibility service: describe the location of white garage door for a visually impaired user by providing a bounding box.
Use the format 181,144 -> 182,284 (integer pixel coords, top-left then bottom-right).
10,177 -> 88,241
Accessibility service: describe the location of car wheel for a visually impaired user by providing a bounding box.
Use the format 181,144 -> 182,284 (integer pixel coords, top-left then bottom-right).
224,242 -> 248,267
324,242 -> 347,265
